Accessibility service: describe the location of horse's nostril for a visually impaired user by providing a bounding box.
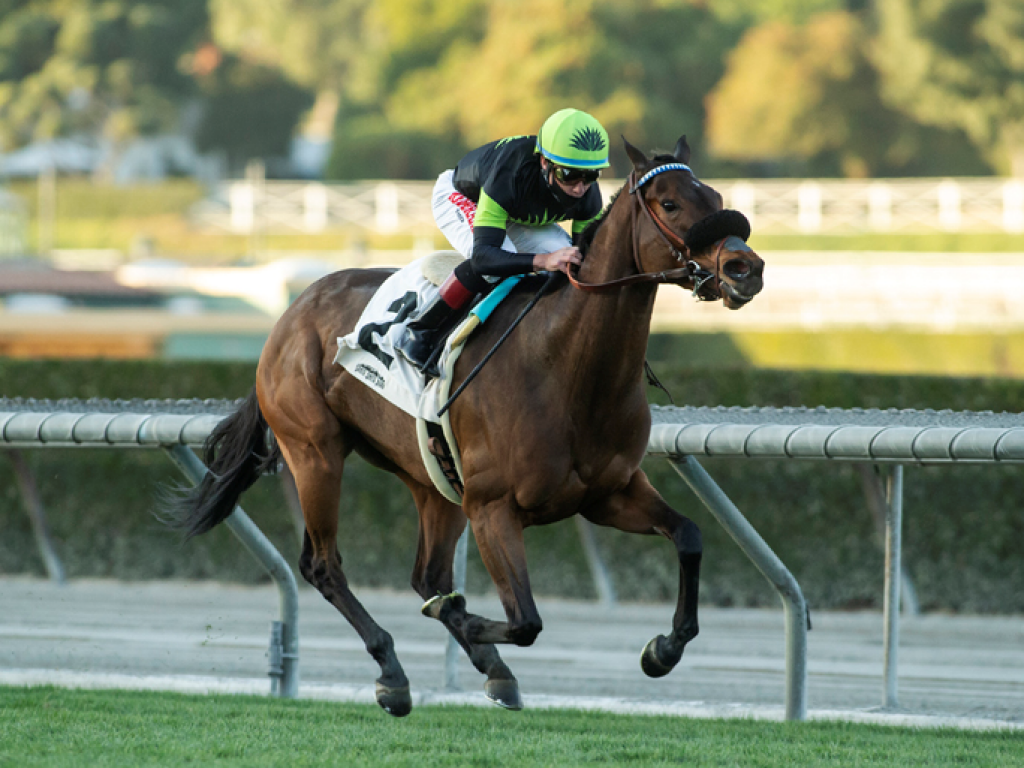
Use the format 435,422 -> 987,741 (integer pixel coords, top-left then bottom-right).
724,259 -> 750,280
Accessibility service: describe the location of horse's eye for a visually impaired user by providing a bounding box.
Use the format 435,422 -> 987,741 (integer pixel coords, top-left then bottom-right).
660,200 -> 678,212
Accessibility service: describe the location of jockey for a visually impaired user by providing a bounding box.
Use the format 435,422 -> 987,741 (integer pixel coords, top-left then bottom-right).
397,107 -> 610,373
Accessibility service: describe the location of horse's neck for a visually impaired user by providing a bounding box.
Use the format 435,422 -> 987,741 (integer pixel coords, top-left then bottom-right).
546,195 -> 658,401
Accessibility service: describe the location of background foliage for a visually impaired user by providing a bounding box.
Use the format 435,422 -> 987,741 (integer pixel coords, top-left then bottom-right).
2,356 -> 1022,614
1,0 -> 1020,179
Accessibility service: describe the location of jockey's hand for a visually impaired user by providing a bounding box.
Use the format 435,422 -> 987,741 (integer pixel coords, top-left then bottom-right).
534,246 -> 582,275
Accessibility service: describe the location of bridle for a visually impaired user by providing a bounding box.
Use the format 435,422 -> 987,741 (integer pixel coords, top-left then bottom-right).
568,163 -> 723,298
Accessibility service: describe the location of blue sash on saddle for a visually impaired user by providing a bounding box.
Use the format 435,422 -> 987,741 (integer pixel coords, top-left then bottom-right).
445,275 -> 520,350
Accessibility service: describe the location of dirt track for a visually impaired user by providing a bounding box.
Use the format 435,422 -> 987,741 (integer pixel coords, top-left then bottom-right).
1,577 -> 1022,726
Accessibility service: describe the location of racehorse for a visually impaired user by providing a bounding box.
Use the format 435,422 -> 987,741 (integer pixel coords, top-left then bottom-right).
164,136 -> 765,717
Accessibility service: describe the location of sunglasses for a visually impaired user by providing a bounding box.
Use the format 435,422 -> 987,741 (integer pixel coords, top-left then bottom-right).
551,165 -> 601,185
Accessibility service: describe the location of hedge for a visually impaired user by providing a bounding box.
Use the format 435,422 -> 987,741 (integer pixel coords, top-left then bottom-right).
1,353 -> 1022,614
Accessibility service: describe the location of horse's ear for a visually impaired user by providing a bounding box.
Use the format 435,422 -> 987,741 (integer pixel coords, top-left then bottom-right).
674,135 -> 691,164
622,136 -> 649,172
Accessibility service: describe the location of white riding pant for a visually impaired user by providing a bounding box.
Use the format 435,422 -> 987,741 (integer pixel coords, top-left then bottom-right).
431,170 -> 572,266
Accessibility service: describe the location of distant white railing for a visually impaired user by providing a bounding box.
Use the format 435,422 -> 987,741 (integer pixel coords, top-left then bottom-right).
191,177 -> 1024,236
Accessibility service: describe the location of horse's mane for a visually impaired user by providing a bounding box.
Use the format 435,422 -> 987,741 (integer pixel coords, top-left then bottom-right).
577,187 -> 623,256
577,154 -> 682,257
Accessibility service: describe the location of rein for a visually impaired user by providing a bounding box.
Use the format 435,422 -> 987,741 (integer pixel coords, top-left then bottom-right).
568,167 -> 722,298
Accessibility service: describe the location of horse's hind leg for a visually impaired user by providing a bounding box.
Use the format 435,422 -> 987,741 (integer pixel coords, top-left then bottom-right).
274,427 -> 412,717
405,484 -> 522,710
583,470 -> 702,678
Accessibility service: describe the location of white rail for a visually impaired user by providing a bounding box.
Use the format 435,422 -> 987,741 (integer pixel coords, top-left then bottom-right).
7,399 -> 1023,717
0,398 -> 299,699
648,405 -> 1024,463
648,404 -> 1024,717
191,177 -> 1024,235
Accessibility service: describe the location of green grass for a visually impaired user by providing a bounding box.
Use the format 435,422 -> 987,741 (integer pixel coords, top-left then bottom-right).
1,687 -> 1020,768
750,231 -> 1024,253
647,330 -> 1024,378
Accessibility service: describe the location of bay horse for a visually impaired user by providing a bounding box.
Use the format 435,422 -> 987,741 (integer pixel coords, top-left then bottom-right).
165,136 -> 764,716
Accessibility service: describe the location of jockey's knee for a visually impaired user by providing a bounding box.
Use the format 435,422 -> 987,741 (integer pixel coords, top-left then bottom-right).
439,270 -> 477,310
454,259 -> 491,295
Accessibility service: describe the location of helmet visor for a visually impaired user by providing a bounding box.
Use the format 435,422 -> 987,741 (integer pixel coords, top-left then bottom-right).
552,165 -> 601,185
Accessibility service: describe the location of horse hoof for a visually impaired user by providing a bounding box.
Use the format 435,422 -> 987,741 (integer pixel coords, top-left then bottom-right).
421,594 -> 444,619
484,678 -> 523,711
640,635 -> 680,679
375,681 -> 413,717
421,592 -> 464,621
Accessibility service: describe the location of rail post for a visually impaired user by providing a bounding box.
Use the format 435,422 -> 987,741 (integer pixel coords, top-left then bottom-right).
444,528 -> 470,690
164,444 -> 300,698
669,455 -> 808,721
882,464 -> 904,709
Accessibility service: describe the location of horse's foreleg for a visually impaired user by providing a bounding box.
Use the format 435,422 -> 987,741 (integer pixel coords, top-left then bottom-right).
583,470 -> 702,678
280,436 -> 412,717
464,499 -> 544,648
406,486 -> 520,709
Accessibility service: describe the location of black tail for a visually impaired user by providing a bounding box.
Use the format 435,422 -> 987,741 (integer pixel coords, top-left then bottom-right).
161,387 -> 281,540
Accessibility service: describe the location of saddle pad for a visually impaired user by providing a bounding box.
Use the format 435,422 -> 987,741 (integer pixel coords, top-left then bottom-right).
334,254 -> 441,421
333,254 -> 521,425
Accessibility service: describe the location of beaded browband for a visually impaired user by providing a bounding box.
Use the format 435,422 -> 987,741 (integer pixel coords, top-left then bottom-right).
630,163 -> 692,193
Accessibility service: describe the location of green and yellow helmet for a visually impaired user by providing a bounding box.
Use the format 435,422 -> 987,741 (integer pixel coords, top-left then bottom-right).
536,108 -> 610,169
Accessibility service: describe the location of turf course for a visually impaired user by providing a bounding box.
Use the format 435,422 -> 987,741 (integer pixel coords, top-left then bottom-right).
1,687 -> 1020,767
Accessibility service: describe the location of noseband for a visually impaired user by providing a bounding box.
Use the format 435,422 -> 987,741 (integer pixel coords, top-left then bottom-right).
568,165 -> 723,297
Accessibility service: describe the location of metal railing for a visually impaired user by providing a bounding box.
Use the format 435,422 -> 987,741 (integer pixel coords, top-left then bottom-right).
7,398 -> 1024,718
647,404 -> 1024,717
0,398 -> 299,699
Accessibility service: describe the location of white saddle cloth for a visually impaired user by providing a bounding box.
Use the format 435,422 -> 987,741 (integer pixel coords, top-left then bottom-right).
333,253 -> 460,424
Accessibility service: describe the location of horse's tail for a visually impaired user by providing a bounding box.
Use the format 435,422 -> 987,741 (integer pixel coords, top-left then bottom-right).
161,387 -> 281,540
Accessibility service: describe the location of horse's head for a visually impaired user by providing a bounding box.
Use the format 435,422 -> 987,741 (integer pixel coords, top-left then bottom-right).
624,136 -> 764,309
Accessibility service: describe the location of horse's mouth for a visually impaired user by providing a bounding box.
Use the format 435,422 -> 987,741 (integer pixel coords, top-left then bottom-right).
721,279 -> 758,309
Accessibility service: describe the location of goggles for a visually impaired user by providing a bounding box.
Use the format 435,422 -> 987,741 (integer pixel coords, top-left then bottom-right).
551,165 -> 601,185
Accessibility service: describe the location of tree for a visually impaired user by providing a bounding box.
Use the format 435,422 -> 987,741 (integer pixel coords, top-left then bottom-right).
208,0 -> 375,156
705,10 -> 990,177
710,0 -> 847,25
193,54 -> 314,173
0,1 -> 208,153
208,0 -> 372,95
871,0 -> 1024,175
328,0 -> 743,179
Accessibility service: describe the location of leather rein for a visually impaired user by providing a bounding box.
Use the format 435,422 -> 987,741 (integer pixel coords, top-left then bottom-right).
567,167 -> 723,297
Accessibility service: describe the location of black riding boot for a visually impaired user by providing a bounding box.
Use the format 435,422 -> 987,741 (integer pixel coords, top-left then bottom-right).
397,295 -> 463,375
